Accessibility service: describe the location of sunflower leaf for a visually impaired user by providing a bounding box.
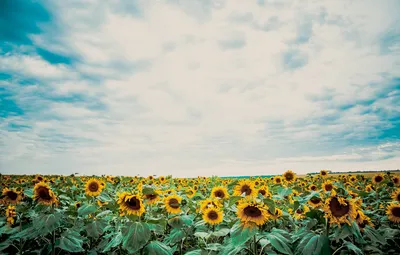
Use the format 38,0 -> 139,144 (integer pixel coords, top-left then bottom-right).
267,233 -> 293,255
57,230 -> 85,253
363,226 -> 386,245
103,231 -> 123,253
144,241 -> 173,255
212,228 -> 230,237
78,204 -> 97,216
343,241 -> 363,255
122,222 -> 151,253
263,198 -> 275,214
228,196 -> 243,207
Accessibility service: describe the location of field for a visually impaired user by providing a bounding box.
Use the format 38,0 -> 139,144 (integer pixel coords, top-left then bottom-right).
1,171 -> 400,255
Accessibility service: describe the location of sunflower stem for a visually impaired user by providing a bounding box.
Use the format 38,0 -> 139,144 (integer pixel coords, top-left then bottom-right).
253,235 -> 257,255
325,218 -> 330,236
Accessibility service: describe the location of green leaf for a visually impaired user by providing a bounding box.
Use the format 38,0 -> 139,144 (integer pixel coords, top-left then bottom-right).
264,198 -> 276,214
57,230 -> 85,253
194,231 -> 210,239
98,192 -> 113,202
103,232 -> 123,252
86,219 -> 107,238
212,228 -> 230,237
228,196 -> 243,207
301,235 -> 330,255
78,204 -> 97,216
166,229 -> 186,244
122,222 -> 151,253
220,243 -> 246,255
267,233 -> 293,255
230,222 -> 257,246
143,187 -> 156,195
184,249 -> 208,255
343,241 -> 363,255
144,241 -> 173,255
363,226 -> 386,245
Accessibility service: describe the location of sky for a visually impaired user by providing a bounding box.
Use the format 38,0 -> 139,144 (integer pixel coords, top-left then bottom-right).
0,0 -> 399,177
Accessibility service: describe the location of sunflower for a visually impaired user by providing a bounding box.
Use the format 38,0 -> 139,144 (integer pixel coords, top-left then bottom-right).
1,188 -> 22,204
233,180 -> 256,197
211,186 -> 229,200
392,176 -> 400,186
164,195 -> 182,214
386,203 -> 400,223
202,207 -> 223,225
308,196 -> 323,208
33,182 -> 57,205
97,200 -> 108,207
268,208 -> 283,220
324,195 -> 358,226
144,190 -> 161,205
356,210 -> 374,231
75,202 -> 81,208
308,184 -> 318,192
6,205 -> 17,225
117,192 -> 145,216
257,186 -> 271,198
320,170 -> 329,178
274,176 -> 283,185
199,198 -> 222,212
85,178 -> 104,197
349,176 -> 357,183
35,175 -> 45,183
283,170 -> 296,183
372,174 -> 384,184
365,185 -> 374,192
159,176 -> 166,183
322,181 -> 334,192
291,205 -> 310,220
186,188 -> 196,199
237,199 -> 269,226
391,189 -> 400,202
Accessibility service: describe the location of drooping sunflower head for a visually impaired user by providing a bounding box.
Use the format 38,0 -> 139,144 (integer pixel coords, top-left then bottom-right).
320,170 -> 329,178
386,203 -> 400,223
211,186 -> 229,200
85,178 -> 104,197
322,181 -> 334,193
365,185 -> 374,192
234,180 -> 256,197
274,176 -> 283,185
392,176 -> 400,186
33,182 -> 57,205
391,189 -> 400,203
324,195 -> 358,226
237,199 -> 269,226
144,190 -> 161,205
283,170 -> 296,183
356,210 -> 374,230
164,195 -> 182,214
257,186 -> 271,198
308,196 -> 323,208
35,175 -> 44,183
117,192 -> 145,216
202,207 -> 223,225
308,184 -> 318,192
1,188 -> 22,205
372,174 -> 384,184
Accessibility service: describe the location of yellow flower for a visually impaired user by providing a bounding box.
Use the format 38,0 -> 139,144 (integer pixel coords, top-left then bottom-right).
237,198 -> 269,226
144,190 -> 161,205
186,188 -> 196,199
320,170 -> 329,178
283,170 -> 296,183
391,189 -> 400,202
117,192 -> 145,216
322,181 -> 334,193
33,182 -> 57,205
2,188 -> 22,205
257,186 -> 271,198
211,186 -> 229,200
372,174 -> 384,184
267,208 -> 283,220
386,202 -> 400,223
85,178 -> 104,197
233,180 -> 256,197
164,195 -> 182,214
324,195 -> 358,226
273,176 -> 283,185
202,207 -> 223,225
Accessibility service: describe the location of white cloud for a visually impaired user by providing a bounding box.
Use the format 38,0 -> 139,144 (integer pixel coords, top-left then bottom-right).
1,0 -> 400,176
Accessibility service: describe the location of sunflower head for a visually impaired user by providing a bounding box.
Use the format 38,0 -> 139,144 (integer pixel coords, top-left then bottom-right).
268,208 -> 283,220
322,181 -> 334,192
234,180 -> 256,197
308,184 -> 318,192
164,195 -> 182,214
1,188 -> 22,205
391,189 -> 400,203
283,170 -> 296,183
372,174 -> 384,184
386,202 -> 400,223
85,178 -> 104,197
211,186 -> 229,200
308,196 -> 323,208
144,191 -> 161,205
274,176 -> 283,185
237,199 -> 269,226
33,182 -> 57,205
117,192 -> 145,216
202,207 -> 223,225
257,186 -> 271,198
186,188 -> 196,199
392,176 -> 400,186
320,170 -> 329,178
365,185 -> 374,192
324,195 -> 358,226
75,202 -> 81,208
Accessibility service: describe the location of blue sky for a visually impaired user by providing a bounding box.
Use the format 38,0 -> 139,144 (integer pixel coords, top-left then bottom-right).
1,0 -> 399,177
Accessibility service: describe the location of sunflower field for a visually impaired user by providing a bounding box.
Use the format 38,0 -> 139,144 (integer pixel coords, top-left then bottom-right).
1,171 -> 400,255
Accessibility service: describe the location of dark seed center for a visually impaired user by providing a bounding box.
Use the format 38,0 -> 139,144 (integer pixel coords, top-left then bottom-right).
7,191 -> 18,200
169,198 -> 180,209
375,176 -> 383,182
310,198 -> 321,204
126,197 -> 141,210
392,207 -> 400,217
259,190 -> 266,196
329,197 -> 350,217
146,194 -> 157,200
240,185 -> 252,195
214,190 -> 225,198
325,184 -> 333,191
37,187 -> 51,200
207,210 -> 219,220
88,182 -> 99,192
285,173 -> 294,181
244,206 -> 262,217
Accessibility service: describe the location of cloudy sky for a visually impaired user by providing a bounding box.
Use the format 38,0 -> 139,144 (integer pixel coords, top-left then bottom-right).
0,0 -> 399,177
